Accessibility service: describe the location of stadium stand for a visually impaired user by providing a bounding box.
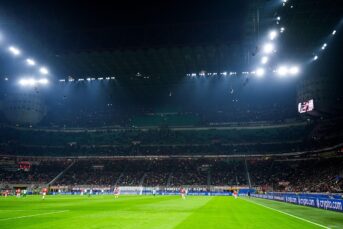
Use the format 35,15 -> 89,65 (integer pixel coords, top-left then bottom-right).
0,121 -> 320,156
1,157 -> 342,193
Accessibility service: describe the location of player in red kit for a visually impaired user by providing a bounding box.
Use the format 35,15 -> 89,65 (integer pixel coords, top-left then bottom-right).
180,188 -> 186,199
16,188 -> 21,198
114,187 -> 120,199
42,187 -> 48,200
233,190 -> 238,199
3,190 -> 9,197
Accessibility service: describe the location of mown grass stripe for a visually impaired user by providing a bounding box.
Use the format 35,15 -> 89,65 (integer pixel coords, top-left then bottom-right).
243,198 -> 329,229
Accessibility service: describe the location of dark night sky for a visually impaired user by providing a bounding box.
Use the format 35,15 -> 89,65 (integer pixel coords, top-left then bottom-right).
0,1 -> 249,51
1,1 -> 248,26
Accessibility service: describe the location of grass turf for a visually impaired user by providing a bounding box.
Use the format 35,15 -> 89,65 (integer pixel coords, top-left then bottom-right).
0,195 -> 342,228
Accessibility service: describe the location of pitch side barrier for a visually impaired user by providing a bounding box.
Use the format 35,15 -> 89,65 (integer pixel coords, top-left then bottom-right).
252,193 -> 343,213
48,186 -> 253,196
51,190 -> 233,196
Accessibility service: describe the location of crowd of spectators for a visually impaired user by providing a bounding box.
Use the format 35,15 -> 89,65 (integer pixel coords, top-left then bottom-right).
248,157 -> 343,193
0,160 -> 70,184
0,123 -> 317,157
1,157 -> 341,193
1,125 -> 310,146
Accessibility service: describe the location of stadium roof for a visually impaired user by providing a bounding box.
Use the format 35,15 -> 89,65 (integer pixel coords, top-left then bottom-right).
53,44 -> 246,81
0,0 -> 342,80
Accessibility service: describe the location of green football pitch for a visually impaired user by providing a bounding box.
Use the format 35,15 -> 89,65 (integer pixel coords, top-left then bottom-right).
0,195 -> 342,228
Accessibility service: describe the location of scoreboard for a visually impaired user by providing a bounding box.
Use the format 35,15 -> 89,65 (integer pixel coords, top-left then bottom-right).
298,99 -> 314,113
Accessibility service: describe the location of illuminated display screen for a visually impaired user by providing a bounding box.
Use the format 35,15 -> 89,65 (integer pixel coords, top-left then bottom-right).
298,99 -> 314,113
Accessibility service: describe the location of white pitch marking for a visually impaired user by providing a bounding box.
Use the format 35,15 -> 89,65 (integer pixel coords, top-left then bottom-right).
0,210 -> 69,221
243,198 -> 329,229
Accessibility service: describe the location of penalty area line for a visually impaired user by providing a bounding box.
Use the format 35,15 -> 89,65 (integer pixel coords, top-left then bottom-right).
242,198 -> 329,229
0,210 -> 69,221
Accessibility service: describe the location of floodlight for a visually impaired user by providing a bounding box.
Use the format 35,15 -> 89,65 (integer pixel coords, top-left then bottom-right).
263,43 -> 274,54
39,67 -> 49,75
18,79 -> 27,86
269,31 -> 278,40
38,78 -> 49,84
313,55 -> 318,61
26,58 -> 36,66
280,27 -> 285,33
332,30 -> 336,35
276,16 -> 281,21
321,43 -> 327,50
261,56 -> 269,64
9,46 -> 21,55
289,66 -> 299,75
277,66 -> 288,76
19,78 -> 36,86
256,68 -> 265,77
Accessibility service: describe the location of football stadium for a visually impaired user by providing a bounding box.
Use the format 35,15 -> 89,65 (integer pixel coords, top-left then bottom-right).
0,0 -> 343,228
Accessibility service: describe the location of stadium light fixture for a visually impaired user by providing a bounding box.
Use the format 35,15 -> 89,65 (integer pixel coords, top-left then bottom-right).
255,68 -> 265,77
18,77 -> 49,86
332,30 -> 336,35
280,27 -> 285,33
9,46 -> 21,55
313,55 -> 318,61
263,43 -> 275,54
26,58 -> 36,66
39,67 -> 49,75
276,16 -> 281,21
269,31 -> 278,40
289,66 -> 300,75
261,56 -> 269,64
38,78 -> 49,84
276,66 -> 288,77
321,43 -> 327,50
18,78 -> 35,86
